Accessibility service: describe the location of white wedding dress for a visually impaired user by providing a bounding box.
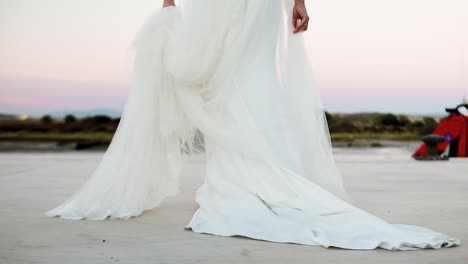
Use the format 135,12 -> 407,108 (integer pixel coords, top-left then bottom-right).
46,0 -> 460,250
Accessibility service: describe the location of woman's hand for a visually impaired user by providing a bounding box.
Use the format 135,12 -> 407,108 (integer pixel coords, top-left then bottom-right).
293,0 -> 309,33
162,0 -> 175,8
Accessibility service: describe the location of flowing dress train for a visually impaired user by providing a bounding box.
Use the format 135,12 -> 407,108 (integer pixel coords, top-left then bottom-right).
46,0 -> 460,250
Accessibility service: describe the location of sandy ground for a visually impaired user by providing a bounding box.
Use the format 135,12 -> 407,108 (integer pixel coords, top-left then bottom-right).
0,148 -> 466,264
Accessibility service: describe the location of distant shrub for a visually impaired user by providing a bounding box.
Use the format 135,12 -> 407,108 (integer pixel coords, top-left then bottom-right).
411,121 -> 424,128
423,117 -> 437,127
329,120 -> 359,133
82,115 -> 112,124
407,117 -> 438,135
397,115 -> 410,126
418,117 -> 438,135
378,113 -> 400,126
64,114 -> 77,124
40,115 -> 53,124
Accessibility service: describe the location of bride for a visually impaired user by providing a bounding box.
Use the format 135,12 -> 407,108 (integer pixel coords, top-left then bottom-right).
46,0 -> 460,250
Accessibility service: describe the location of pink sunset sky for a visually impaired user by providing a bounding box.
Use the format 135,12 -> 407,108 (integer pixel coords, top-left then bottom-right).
1,0 -> 467,117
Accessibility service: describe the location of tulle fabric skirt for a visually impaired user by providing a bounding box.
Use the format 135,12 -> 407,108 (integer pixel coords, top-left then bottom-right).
46,0 -> 460,250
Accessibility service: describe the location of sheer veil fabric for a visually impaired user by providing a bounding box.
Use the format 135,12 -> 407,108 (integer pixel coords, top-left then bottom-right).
46,0 -> 460,250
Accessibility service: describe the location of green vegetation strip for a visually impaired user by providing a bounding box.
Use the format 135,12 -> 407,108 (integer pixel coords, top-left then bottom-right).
0,132 -> 421,142
331,132 -> 420,141
0,132 -> 114,142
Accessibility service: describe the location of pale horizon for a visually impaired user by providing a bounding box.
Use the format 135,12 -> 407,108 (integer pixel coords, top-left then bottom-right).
1,0 -> 467,117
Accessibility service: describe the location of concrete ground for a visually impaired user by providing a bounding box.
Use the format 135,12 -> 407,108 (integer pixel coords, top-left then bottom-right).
0,147 -> 466,264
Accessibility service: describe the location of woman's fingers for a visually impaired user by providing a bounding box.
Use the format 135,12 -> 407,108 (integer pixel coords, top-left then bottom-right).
292,9 -> 299,29
292,3 -> 309,34
162,0 -> 175,7
293,17 -> 309,33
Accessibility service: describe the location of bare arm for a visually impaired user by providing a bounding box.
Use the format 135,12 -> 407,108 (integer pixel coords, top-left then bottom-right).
160,0 -> 307,33
293,0 -> 309,33
162,0 -> 175,8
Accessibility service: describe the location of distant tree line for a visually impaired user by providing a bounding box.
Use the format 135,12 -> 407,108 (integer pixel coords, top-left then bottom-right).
1,115 -> 120,133
1,113 -> 439,136
325,112 -> 438,135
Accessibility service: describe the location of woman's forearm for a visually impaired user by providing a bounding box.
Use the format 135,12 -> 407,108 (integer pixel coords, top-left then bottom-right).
163,0 -> 175,7
293,0 -> 309,33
